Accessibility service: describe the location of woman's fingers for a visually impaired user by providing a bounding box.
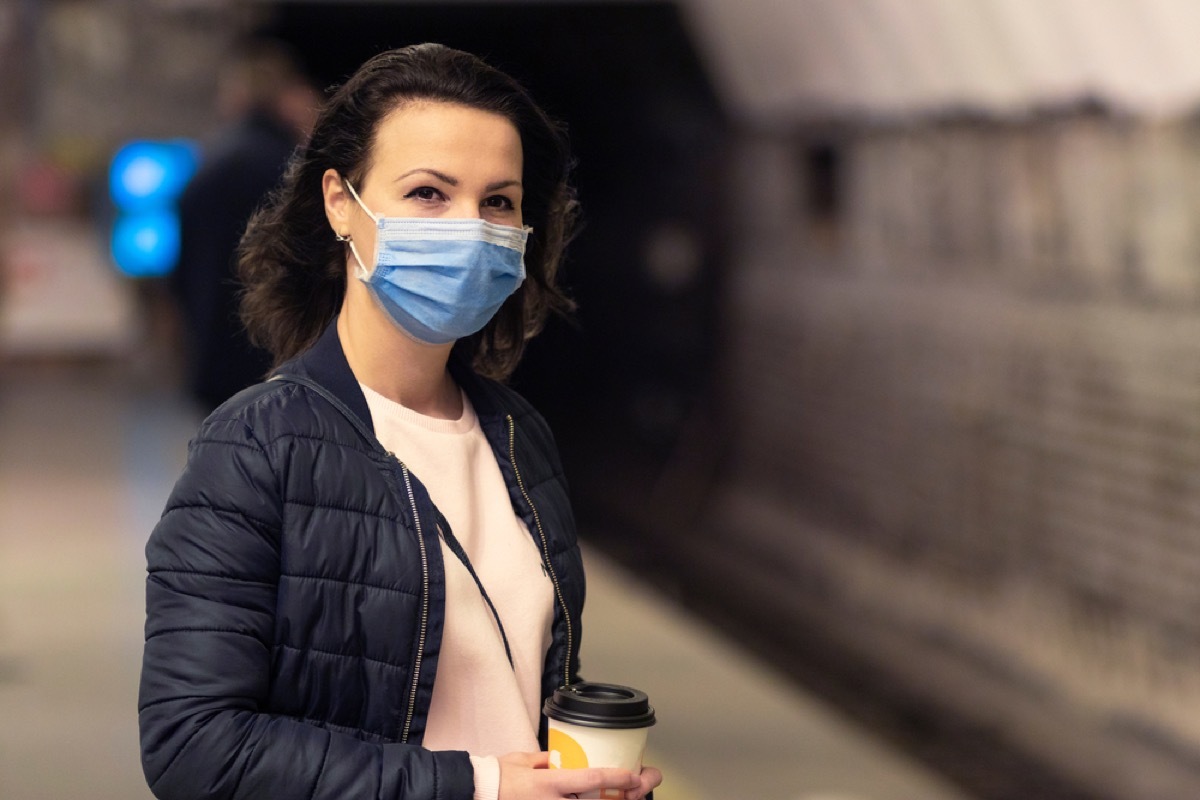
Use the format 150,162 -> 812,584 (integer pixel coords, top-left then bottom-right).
625,765 -> 663,800
498,752 -> 647,799
554,767 -> 640,796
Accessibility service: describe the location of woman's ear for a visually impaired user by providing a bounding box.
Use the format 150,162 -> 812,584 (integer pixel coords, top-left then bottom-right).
322,169 -> 352,237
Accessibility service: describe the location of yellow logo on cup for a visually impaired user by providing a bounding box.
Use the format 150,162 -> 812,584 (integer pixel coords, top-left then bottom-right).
548,728 -> 589,769
548,728 -> 632,799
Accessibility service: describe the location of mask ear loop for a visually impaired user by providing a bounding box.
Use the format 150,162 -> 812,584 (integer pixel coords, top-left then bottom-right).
343,179 -> 379,222
341,178 -> 378,280
346,238 -> 371,281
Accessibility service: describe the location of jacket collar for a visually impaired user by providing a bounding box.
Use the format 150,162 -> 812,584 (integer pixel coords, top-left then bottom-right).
274,321 -> 508,432
274,321 -> 375,432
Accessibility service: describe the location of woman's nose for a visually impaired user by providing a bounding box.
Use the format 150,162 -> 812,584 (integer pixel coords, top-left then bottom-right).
447,199 -> 482,219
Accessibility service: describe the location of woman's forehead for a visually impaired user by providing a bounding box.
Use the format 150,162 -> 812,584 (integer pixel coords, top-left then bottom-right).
365,101 -> 523,177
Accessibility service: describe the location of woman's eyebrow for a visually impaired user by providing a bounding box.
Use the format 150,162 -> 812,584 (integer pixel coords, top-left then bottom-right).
394,170 -> 521,194
396,168 -> 457,185
485,179 -> 522,193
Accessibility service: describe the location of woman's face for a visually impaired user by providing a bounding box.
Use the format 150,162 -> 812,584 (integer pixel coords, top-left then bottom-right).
324,100 -> 525,258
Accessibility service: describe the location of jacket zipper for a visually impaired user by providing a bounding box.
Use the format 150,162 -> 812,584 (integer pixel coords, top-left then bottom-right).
269,374 -> 433,743
506,414 -> 573,688
396,460 -> 429,744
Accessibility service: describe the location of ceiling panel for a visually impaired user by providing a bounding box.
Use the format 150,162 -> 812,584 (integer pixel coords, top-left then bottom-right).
682,0 -> 1200,121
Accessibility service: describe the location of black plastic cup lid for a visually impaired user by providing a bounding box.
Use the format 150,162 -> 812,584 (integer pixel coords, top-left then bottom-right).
543,681 -> 657,729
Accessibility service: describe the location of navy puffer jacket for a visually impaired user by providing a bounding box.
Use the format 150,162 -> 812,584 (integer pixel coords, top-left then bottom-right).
139,323 -> 585,800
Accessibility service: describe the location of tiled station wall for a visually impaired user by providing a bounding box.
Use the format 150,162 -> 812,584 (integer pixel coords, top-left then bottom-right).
717,113 -> 1200,783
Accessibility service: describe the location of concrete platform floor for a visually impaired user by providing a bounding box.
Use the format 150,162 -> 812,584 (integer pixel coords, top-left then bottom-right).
0,364 -> 975,800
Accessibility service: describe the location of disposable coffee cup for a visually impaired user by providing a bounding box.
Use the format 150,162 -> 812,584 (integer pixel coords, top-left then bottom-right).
543,681 -> 656,800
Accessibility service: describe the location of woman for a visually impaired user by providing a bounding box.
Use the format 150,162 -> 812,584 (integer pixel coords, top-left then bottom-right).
139,43 -> 662,800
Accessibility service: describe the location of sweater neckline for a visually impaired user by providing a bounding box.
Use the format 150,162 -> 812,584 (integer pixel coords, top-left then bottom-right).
359,382 -> 477,435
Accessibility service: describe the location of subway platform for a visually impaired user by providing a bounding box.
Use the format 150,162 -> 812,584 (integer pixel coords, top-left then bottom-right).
0,363 -> 975,800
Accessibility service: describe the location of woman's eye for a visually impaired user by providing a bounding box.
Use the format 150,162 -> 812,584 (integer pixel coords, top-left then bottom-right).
482,195 -> 516,211
405,186 -> 445,202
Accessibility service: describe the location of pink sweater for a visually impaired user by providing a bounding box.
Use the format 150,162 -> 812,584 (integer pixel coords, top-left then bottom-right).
362,384 -> 555,800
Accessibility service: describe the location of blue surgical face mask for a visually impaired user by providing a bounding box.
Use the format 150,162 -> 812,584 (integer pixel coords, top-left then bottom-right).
343,180 -> 529,345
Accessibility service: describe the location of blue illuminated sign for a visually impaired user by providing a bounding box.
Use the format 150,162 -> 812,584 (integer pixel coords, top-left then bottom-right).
109,138 -> 199,277
111,210 -> 181,278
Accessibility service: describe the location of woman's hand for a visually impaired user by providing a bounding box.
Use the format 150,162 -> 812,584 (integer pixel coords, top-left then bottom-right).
626,763 -> 662,800
497,751 -> 660,800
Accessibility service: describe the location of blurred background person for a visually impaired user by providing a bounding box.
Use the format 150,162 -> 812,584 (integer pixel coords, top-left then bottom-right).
169,37 -> 321,411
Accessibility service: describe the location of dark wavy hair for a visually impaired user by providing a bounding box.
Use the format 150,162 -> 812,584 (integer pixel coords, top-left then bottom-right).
238,43 -> 578,380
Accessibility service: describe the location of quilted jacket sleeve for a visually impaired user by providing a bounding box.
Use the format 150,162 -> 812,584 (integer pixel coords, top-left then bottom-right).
138,413 -> 473,800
